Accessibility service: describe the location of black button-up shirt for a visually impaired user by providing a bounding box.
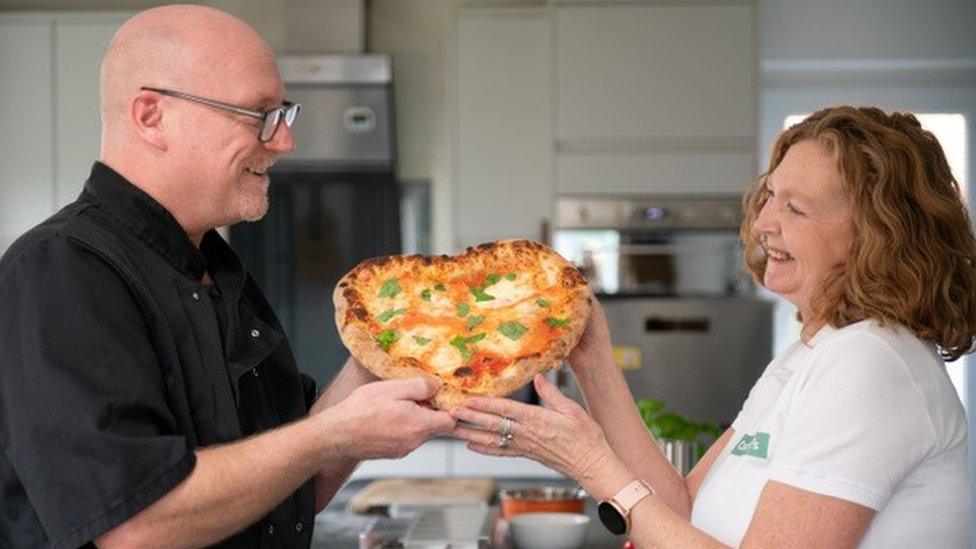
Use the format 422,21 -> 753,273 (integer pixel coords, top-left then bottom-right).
0,162 -> 317,548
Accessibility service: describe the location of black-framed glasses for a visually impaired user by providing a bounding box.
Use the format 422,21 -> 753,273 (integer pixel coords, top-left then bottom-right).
140,86 -> 301,143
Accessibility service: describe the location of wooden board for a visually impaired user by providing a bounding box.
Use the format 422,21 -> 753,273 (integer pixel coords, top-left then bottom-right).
348,478 -> 497,514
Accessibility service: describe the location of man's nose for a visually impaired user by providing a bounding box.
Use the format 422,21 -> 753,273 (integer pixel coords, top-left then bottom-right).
264,121 -> 296,154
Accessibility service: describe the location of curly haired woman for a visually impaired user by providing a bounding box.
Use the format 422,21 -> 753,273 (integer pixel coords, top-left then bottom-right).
452,106 -> 976,547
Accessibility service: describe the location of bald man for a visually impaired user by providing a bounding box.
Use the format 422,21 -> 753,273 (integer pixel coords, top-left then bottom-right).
0,5 -> 454,548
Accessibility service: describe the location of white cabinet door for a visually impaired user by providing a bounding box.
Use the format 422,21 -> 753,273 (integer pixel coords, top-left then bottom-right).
0,21 -> 54,254
55,20 -> 123,208
555,2 -> 757,196
455,8 -> 552,248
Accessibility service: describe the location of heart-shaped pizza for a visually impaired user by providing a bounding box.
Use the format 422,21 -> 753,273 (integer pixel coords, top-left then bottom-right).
333,239 -> 592,409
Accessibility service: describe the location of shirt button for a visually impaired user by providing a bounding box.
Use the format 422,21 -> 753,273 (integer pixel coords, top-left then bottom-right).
267,524 -> 275,536
251,328 -> 260,338
295,521 -> 304,533
191,292 -> 200,301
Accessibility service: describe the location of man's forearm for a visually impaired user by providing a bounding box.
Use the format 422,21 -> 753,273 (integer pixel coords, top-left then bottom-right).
310,357 -> 377,511
97,415 -> 334,548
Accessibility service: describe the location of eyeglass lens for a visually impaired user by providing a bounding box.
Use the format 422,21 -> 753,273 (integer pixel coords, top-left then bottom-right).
259,104 -> 300,143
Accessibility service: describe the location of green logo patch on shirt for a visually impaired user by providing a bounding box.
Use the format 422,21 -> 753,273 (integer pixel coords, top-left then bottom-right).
731,432 -> 770,459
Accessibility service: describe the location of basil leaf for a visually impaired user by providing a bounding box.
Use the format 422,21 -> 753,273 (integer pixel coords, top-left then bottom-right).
378,308 -> 406,323
546,317 -> 570,328
413,336 -> 430,346
467,315 -> 484,331
434,283 -> 446,292
450,333 -> 486,361
498,321 -> 528,340
483,273 -> 501,287
456,303 -> 470,317
505,272 -> 517,280
420,288 -> 432,301
536,299 -> 551,308
378,278 -> 402,298
375,329 -> 399,351
470,286 -> 495,302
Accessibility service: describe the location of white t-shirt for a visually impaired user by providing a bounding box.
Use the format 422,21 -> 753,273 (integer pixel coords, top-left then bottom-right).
691,319 -> 970,548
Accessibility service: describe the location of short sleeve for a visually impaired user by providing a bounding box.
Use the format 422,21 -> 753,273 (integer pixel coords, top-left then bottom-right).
300,372 -> 318,412
0,236 -> 194,547
767,331 -> 934,510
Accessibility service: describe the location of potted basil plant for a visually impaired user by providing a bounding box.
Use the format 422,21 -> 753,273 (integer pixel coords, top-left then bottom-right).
637,398 -> 721,475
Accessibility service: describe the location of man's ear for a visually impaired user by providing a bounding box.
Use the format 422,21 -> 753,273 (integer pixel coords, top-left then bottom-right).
131,90 -> 168,151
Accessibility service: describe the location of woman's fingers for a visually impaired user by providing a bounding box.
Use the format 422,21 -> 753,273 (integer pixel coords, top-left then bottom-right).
463,395 -> 534,423
450,406 -> 514,435
533,374 -> 580,414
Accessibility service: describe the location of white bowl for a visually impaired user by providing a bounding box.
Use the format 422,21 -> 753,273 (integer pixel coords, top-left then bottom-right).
509,512 -> 591,549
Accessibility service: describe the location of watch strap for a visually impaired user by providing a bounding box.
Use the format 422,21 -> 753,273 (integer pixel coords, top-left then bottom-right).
611,478 -> 654,513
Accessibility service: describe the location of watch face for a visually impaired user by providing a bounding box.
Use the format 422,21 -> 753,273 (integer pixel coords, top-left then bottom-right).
598,501 -> 627,535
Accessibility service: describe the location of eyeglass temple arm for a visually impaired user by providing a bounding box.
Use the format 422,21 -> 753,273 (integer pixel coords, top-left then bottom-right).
141,87 -> 266,120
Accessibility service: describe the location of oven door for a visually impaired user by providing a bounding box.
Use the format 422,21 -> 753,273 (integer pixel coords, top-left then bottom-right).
598,296 -> 773,426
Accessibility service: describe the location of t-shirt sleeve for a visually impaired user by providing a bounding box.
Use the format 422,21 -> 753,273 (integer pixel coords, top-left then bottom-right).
766,331 -> 934,510
0,236 -> 195,547
300,372 -> 318,412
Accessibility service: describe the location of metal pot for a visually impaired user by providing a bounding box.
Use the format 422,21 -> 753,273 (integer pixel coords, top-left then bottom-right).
659,439 -> 699,475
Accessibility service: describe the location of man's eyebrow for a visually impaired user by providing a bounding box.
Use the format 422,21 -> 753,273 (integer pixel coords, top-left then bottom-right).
251,93 -> 285,110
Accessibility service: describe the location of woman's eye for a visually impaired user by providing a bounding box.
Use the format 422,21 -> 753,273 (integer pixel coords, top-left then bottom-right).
787,203 -> 804,215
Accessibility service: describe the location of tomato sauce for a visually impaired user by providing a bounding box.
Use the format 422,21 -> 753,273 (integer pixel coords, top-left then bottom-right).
462,351 -> 512,388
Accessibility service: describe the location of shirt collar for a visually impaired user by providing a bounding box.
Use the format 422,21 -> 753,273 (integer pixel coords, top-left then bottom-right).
82,161 -> 241,284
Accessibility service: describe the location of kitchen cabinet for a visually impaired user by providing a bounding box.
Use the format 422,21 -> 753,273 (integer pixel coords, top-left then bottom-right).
0,13 -> 127,255
453,8 -> 552,250
555,1 -> 757,195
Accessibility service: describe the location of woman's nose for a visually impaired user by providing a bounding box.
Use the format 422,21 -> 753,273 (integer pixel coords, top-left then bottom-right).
753,199 -> 778,235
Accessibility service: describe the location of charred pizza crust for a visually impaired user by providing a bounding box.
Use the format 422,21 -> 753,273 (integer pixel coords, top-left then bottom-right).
333,240 -> 591,409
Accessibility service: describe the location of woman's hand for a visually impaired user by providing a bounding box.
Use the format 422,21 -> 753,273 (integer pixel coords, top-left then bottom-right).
450,374 -> 618,484
567,296 -> 615,374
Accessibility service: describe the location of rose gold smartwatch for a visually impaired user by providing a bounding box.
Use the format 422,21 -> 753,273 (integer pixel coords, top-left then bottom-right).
597,479 -> 654,535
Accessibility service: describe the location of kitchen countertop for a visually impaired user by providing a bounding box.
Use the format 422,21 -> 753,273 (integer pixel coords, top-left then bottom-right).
313,477 -> 624,548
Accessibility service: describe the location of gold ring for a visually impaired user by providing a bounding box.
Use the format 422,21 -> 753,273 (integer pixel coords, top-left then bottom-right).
498,434 -> 513,449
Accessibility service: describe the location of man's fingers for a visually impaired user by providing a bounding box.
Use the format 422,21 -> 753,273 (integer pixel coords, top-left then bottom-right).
376,376 -> 440,401
415,408 -> 457,435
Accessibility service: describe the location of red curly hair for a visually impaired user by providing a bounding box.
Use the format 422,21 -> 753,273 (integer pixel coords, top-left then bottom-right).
741,106 -> 976,360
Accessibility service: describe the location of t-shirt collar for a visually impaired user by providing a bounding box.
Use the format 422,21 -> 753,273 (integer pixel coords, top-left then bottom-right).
805,323 -> 837,348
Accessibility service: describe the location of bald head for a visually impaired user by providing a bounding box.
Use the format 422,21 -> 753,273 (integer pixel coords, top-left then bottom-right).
100,5 -> 277,152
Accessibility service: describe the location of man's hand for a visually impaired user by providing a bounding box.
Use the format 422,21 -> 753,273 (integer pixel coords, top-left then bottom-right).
321,377 -> 456,460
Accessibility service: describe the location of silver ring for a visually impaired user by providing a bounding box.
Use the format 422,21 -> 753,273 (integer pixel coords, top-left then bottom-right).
500,417 -> 514,437
498,433 -> 513,449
